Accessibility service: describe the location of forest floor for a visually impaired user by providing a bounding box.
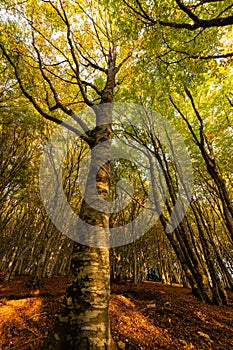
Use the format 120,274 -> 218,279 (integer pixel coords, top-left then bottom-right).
0,273 -> 232,349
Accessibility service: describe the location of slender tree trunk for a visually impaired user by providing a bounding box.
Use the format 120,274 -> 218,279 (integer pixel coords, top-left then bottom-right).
203,155 -> 233,241
191,202 -> 228,305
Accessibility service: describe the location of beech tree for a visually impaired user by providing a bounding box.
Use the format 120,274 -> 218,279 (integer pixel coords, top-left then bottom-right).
0,1 -> 137,349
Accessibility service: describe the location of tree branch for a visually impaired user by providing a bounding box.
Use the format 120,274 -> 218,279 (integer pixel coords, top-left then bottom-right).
184,87 -> 205,147
116,50 -> 133,71
227,95 -> 233,108
175,0 -> 199,22
0,43 -> 92,145
124,0 -> 233,30
80,80 -> 103,97
75,41 -> 107,73
169,95 -> 201,146
159,35 -> 233,61
31,33 -> 91,135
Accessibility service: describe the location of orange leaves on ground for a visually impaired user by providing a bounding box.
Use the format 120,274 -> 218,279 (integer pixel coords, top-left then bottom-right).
0,277 -> 232,349
110,293 -> 170,350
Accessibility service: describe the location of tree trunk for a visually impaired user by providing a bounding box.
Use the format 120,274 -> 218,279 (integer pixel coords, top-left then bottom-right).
42,50 -> 118,349
43,245 -> 115,349
204,155 -> 233,242
42,121 -> 116,350
191,202 -> 228,305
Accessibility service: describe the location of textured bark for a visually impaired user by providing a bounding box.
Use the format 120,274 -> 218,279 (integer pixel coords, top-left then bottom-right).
42,55 -> 118,349
202,153 -> 233,242
191,202 -> 228,305
42,245 -> 113,349
42,122 -> 115,349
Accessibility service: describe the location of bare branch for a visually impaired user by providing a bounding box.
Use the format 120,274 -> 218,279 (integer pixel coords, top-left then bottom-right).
198,0 -> 226,4
32,33 -> 89,133
43,60 -> 68,67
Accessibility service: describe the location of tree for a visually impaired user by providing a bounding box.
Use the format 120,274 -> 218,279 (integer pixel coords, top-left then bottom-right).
0,1 -> 136,348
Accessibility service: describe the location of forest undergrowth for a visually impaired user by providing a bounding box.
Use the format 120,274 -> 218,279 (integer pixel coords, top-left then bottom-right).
0,274 -> 232,350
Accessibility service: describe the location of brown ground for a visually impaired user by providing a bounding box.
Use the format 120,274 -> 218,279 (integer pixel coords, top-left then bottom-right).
0,273 -> 232,349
